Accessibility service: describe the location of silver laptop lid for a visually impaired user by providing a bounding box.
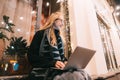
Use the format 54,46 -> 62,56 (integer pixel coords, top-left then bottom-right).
64,46 -> 96,70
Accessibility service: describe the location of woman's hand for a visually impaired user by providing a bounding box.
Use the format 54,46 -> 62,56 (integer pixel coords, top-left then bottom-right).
64,61 -> 67,65
55,61 -> 65,69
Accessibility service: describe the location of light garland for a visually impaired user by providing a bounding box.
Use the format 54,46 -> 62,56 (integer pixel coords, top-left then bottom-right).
62,0 -> 72,58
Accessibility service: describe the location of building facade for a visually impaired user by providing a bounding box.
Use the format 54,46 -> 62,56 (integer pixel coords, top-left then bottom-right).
68,0 -> 120,75
0,0 -> 120,77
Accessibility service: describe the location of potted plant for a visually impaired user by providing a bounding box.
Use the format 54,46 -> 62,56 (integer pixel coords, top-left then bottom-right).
4,36 -> 30,74
0,15 -> 14,60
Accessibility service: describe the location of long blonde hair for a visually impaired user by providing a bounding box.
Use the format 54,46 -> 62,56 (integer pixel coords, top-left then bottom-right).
41,12 -> 62,46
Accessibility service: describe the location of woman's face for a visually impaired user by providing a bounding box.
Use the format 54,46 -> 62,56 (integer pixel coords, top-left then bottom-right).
54,18 -> 63,30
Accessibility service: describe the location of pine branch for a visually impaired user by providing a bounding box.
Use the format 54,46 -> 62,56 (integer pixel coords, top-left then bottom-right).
5,37 -> 29,56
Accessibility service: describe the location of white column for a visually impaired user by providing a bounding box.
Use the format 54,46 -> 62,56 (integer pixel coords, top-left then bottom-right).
109,28 -> 120,67
68,0 -> 108,75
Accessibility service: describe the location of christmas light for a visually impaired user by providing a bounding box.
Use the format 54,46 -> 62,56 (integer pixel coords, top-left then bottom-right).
17,28 -> 21,32
9,20 -> 13,23
5,25 -> 9,29
116,6 -> 120,10
1,21 -> 4,24
19,17 -> 24,20
115,12 -> 120,16
62,0 -> 72,57
4,63 -> 8,71
56,0 -> 64,3
11,46 -> 14,49
31,11 -> 36,14
46,2 -> 50,7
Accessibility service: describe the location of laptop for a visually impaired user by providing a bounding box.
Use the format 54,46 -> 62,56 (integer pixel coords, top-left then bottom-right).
64,46 -> 96,70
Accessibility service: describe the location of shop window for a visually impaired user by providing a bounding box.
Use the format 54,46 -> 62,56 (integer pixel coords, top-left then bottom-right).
0,0 -> 71,78
97,15 -> 118,70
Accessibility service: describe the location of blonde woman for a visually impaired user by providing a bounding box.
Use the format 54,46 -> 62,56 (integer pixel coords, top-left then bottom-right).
28,12 -> 67,80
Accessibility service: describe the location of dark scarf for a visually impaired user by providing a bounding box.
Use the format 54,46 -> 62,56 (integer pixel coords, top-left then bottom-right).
39,28 -> 65,61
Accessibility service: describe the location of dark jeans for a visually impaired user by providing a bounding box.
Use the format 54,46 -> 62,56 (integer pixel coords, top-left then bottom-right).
28,67 -> 63,80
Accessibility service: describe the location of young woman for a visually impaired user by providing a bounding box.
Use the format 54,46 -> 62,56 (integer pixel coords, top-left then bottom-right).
28,12 -> 91,80
28,12 -> 67,80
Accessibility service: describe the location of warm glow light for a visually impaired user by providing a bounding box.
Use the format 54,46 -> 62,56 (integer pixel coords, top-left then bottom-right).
19,17 -> 23,20
13,63 -> 16,66
9,20 -> 13,23
10,60 -> 17,64
115,12 -> 120,16
5,25 -> 9,29
57,0 -> 61,3
71,43 -> 74,48
5,63 -> 8,71
31,11 -> 36,14
17,28 -> 21,32
116,6 -> 120,10
46,2 -> 50,6
11,46 -> 14,49
56,0 -> 64,3
1,21 -> 4,24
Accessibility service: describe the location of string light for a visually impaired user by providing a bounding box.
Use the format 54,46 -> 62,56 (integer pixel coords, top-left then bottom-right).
9,20 -> 13,23
115,12 -> 120,16
31,11 -> 36,14
11,46 -> 14,49
116,6 -> 120,10
5,25 -> 9,29
56,0 -> 64,3
4,63 -> 8,71
1,21 -> 4,24
17,28 -> 21,32
62,0 -> 72,57
19,17 -> 23,20
46,2 -> 50,7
